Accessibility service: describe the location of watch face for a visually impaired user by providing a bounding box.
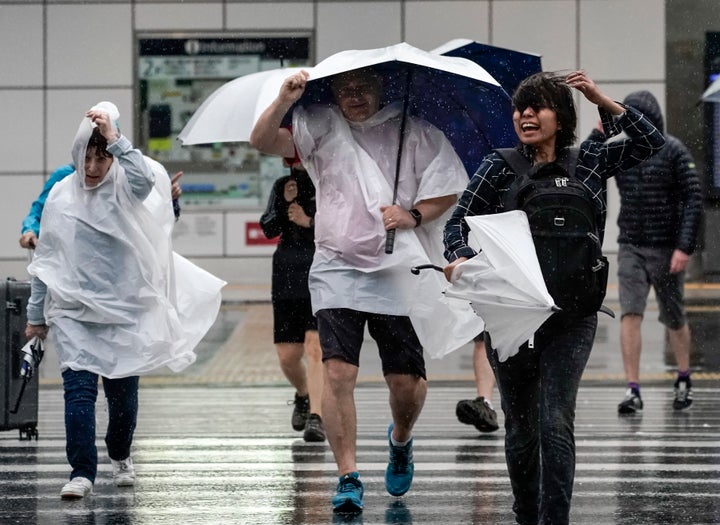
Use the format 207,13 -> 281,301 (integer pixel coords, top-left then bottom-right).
410,208 -> 422,226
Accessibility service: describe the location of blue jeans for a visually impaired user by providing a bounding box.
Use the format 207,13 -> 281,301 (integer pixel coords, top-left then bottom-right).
486,313 -> 597,525
62,369 -> 139,482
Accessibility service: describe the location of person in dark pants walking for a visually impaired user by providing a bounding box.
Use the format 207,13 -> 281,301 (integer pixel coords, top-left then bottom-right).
25,102 -> 222,499
443,71 -> 665,524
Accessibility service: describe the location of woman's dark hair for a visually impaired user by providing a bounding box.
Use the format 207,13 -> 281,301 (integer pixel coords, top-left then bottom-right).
512,72 -> 577,151
86,127 -> 113,158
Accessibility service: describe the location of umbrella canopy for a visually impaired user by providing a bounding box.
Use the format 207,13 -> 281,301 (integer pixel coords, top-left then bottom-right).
443,210 -> 558,362
291,42 -> 512,178
432,39 -> 542,172
432,39 -> 542,97
177,67 -> 304,145
701,77 -> 720,103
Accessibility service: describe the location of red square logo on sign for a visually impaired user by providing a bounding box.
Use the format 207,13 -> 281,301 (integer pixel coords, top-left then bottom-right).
246,222 -> 278,246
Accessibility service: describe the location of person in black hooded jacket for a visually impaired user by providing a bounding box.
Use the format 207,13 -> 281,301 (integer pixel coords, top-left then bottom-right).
589,90 -> 703,415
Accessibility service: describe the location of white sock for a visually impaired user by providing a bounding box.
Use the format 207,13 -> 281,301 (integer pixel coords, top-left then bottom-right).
483,399 -> 495,411
390,432 -> 411,447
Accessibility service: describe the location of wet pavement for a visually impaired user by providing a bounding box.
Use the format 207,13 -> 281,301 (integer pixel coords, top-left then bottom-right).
1,281 -> 720,524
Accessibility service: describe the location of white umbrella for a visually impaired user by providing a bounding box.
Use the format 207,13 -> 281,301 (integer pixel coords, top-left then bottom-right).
443,210 -> 559,362
177,67 -> 304,145
701,77 -> 720,103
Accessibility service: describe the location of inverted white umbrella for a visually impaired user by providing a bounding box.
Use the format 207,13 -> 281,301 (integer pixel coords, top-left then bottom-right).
443,210 -> 559,362
177,67 -> 304,145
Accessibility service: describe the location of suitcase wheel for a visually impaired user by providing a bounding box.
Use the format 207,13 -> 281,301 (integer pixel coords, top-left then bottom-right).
18,425 -> 38,441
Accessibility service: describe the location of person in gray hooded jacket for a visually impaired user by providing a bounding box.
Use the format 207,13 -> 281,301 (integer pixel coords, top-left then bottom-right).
589,90 -> 703,414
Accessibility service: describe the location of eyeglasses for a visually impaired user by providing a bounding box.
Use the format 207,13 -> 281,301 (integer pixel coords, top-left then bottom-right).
333,83 -> 377,99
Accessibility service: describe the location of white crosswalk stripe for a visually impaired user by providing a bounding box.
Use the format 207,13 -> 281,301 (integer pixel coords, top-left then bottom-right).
1,384 -> 719,524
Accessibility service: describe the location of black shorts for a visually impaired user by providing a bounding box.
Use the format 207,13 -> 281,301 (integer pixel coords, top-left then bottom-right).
273,298 -> 317,344
316,308 -> 426,379
473,331 -> 487,344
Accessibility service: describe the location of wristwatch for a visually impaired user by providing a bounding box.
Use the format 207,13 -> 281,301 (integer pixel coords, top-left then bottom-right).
409,208 -> 422,228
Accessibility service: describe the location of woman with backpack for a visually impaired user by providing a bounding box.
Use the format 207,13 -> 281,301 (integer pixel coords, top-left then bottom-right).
442,70 -> 665,525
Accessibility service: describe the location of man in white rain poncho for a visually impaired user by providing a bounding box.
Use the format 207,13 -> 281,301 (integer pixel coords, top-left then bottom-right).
250,67 -> 477,513
24,104 -> 225,500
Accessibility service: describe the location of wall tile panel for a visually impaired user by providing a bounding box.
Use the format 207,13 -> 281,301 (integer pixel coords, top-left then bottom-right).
47,4 -> 132,86
0,5 -> 43,86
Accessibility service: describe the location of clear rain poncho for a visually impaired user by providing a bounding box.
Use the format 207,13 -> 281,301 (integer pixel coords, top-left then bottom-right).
293,103 -> 479,357
27,116 -> 225,378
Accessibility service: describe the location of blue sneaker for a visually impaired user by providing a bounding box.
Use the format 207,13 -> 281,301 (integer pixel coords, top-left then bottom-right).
332,471 -> 364,513
385,423 -> 414,496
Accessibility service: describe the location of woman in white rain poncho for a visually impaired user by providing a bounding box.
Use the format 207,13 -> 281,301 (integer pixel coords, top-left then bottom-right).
24,104 -> 224,499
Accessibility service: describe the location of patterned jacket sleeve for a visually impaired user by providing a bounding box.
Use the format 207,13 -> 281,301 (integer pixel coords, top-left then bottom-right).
443,154 -> 508,262
596,104 -> 666,176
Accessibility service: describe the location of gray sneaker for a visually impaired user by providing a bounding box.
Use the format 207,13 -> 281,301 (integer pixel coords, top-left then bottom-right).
456,396 -> 499,432
673,379 -> 693,411
303,413 -> 326,442
290,393 -> 310,431
618,388 -> 643,414
111,457 -> 136,487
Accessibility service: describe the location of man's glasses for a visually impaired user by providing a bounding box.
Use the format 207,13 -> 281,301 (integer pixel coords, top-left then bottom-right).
333,83 -> 377,99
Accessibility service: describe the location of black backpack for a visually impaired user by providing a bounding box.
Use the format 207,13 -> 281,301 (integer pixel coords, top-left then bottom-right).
495,148 -> 611,317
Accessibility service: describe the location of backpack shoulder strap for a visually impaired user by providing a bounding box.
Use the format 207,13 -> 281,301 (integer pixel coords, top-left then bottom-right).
556,147 -> 580,177
494,148 -> 532,176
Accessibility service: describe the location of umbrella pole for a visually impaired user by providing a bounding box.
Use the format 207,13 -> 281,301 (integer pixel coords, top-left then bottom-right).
385,69 -> 412,254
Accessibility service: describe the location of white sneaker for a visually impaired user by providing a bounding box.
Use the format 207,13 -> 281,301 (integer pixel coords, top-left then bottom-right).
111,457 -> 136,487
60,476 -> 93,499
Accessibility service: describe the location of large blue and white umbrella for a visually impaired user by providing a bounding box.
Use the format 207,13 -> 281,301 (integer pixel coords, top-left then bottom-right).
291,42 -> 512,251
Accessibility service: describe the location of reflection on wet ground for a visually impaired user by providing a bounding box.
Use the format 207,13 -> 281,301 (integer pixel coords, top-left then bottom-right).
1,385 -> 719,524
4,286 -> 719,523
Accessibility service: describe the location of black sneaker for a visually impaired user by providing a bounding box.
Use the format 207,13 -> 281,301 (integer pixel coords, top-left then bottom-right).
290,393 -> 310,431
456,396 -> 499,432
673,378 -> 693,410
618,388 -> 643,414
303,413 -> 326,442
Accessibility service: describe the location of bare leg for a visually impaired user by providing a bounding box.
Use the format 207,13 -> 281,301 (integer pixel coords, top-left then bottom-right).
304,330 -> 324,416
473,340 -> 496,401
620,314 -> 643,383
275,343 -> 307,395
385,373 -> 427,442
667,323 -> 691,371
323,358 -> 359,475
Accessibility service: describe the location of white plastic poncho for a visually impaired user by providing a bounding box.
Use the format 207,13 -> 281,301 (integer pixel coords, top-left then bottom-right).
293,102 -> 479,357
27,116 -> 225,378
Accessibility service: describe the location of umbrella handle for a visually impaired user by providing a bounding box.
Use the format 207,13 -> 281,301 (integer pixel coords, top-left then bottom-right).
385,228 -> 396,254
410,264 -> 444,275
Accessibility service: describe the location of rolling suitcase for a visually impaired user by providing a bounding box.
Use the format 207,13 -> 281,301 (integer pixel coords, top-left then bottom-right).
1,277 -> 38,440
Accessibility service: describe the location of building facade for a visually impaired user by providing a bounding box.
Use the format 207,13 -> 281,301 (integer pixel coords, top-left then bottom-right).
1,0 -> 717,284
